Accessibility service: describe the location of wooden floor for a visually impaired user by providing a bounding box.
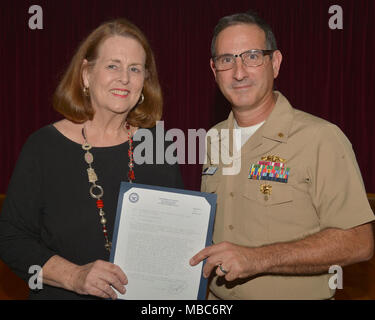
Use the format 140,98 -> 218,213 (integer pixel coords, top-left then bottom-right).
0,194 -> 374,300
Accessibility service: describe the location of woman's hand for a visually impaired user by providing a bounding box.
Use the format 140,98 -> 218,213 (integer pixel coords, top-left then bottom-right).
71,260 -> 128,299
42,255 -> 128,299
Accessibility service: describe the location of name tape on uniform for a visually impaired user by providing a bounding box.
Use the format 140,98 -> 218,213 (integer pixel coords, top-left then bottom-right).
202,166 -> 218,175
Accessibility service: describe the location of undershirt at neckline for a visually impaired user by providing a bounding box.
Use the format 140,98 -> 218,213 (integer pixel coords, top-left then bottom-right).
233,119 -> 265,151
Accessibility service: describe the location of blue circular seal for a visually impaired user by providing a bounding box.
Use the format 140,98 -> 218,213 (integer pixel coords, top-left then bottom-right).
129,192 -> 139,203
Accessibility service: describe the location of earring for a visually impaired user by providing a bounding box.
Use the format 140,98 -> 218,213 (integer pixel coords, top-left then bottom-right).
138,93 -> 144,105
83,86 -> 90,97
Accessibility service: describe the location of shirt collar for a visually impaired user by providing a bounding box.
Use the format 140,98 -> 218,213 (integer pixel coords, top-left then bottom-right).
227,91 -> 294,143
261,91 -> 294,143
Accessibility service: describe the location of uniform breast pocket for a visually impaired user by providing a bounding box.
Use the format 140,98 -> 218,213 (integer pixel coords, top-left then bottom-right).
242,181 -> 294,207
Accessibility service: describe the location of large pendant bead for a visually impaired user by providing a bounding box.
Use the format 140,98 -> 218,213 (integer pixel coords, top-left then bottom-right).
87,168 -> 98,183
96,199 -> 104,208
85,151 -> 94,164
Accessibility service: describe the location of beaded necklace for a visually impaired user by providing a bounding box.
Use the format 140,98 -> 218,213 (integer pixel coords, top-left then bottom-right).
81,122 -> 135,252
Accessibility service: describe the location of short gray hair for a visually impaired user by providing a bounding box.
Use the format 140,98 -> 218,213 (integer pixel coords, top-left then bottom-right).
211,10 -> 278,57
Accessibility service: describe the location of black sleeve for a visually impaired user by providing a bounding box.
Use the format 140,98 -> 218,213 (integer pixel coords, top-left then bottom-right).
0,136 -> 56,281
171,162 -> 184,190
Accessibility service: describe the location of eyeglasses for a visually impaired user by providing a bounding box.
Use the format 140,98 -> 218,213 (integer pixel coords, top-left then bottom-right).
213,49 -> 275,71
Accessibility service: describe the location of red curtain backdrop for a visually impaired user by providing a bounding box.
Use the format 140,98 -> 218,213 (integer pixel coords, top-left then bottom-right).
1,0 -> 374,193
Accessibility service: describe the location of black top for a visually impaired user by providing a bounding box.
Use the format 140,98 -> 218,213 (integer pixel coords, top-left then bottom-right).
0,125 -> 184,299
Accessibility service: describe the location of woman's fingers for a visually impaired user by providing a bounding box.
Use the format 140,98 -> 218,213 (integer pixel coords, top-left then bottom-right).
99,271 -> 127,296
91,279 -> 114,299
73,260 -> 127,299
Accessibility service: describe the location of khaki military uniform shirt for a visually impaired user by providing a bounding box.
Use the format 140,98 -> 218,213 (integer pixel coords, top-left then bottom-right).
201,91 -> 375,300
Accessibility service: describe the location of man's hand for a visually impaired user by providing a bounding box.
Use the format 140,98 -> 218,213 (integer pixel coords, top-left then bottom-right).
189,224 -> 374,282
190,241 -> 263,281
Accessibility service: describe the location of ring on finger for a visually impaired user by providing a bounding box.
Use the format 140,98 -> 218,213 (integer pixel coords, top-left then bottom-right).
218,264 -> 228,275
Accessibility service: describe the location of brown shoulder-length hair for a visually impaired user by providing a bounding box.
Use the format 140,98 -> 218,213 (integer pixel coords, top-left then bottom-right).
53,18 -> 162,128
